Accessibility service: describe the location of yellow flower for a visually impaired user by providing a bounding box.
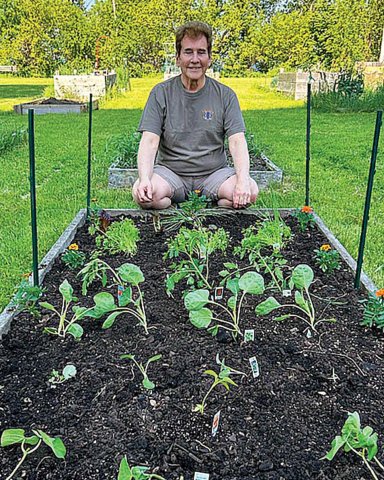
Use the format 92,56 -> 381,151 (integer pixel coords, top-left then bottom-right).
301,206 -> 313,214
320,244 -> 331,252
375,288 -> 384,298
68,243 -> 79,251
194,189 -> 201,195
21,272 -> 31,279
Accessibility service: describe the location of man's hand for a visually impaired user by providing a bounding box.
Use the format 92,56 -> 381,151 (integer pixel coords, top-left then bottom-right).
136,177 -> 153,203
233,177 -> 251,209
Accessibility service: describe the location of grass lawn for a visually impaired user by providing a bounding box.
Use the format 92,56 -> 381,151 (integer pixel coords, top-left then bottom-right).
0,75 -> 383,311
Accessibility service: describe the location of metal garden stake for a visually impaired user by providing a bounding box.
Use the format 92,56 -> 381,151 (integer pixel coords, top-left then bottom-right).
86,93 -> 93,217
28,109 -> 39,286
305,82 -> 311,206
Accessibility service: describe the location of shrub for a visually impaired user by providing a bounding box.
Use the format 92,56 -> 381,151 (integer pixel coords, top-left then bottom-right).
107,131 -> 141,168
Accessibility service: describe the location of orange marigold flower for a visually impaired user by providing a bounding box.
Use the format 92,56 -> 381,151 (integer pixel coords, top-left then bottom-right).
21,272 -> 31,279
68,243 -> 79,251
320,244 -> 331,252
375,288 -> 384,298
194,189 -> 201,195
301,206 -> 313,214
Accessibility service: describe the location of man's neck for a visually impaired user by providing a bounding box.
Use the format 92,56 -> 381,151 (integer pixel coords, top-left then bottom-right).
180,74 -> 206,92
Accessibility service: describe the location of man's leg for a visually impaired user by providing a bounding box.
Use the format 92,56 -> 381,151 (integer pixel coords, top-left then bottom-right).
132,173 -> 172,209
217,175 -> 258,208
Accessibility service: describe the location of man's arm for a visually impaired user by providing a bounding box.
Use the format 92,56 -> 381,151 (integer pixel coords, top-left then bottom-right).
136,131 -> 160,203
228,132 -> 252,208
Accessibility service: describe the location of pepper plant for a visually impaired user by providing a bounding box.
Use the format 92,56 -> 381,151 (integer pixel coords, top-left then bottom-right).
10,279 -> 44,318
118,456 -> 166,480
1,428 -> 66,480
256,264 -> 335,332
120,354 -> 162,390
184,271 -> 265,338
164,226 -> 228,294
314,244 -> 340,274
323,411 -> 384,480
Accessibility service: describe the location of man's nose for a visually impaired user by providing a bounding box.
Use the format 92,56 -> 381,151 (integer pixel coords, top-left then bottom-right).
191,51 -> 199,62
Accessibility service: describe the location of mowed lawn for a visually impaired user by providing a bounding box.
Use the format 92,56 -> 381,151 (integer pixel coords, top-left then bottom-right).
0,75 -> 383,311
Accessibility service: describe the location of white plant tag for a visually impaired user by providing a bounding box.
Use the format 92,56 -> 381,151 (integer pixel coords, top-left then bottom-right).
212,410 -> 221,437
249,356 -> 260,378
282,289 -> 292,297
244,329 -> 255,342
306,329 -> 312,339
194,473 -> 210,480
214,286 -> 224,300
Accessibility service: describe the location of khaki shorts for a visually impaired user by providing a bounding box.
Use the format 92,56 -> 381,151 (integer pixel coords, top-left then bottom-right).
154,165 -> 236,203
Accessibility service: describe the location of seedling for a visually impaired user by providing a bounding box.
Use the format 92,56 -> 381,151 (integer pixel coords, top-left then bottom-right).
314,244 -> 340,274
184,271 -> 265,338
83,263 -> 148,334
120,354 -> 162,390
291,206 -> 316,232
165,226 -> 228,293
61,243 -> 86,270
256,264 -> 335,332
118,456 -> 166,479
361,289 -> 384,329
1,428 -> 66,480
194,355 -> 245,414
323,411 -> 384,480
95,218 -> 140,255
40,279 -> 91,339
49,364 -> 77,384
10,279 -> 44,318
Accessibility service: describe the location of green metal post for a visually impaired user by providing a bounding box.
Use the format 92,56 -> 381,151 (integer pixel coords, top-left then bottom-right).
354,110 -> 382,289
86,93 -> 93,217
305,82 -> 311,206
28,109 -> 39,286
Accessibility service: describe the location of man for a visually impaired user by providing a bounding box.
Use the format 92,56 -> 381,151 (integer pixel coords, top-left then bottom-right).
132,21 -> 258,209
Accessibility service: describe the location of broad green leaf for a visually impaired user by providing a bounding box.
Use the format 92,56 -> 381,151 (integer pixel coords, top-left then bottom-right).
322,435 -> 346,460
294,291 -> 310,312
118,456 -> 132,480
219,270 -> 229,277
142,377 -> 155,390
37,430 -> 66,459
39,302 -> 56,312
147,354 -> 162,364
208,324 -> 219,336
1,429 -> 26,447
119,287 -> 132,307
24,435 -> 40,446
224,262 -> 237,269
189,308 -> 212,329
118,263 -> 144,285
274,314 -> 292,322
184,289 -> 209,311
227,296 -> 236,309
291,264 -> 314,290
62,365 -> 77,380
255,297 -> 281,315
86,292 -> 116,318
59,280 -> 73,303
73,306 -> 88,320
102,311 -> 122,329
204,369 -> 218,379
239,271 -> 264,294
120,354 -> 135,360
226,277 -> 239,295
67,323 -> 83,339
132,465 -> 150,477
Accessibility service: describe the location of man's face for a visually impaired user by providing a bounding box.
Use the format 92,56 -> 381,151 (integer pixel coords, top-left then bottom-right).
176,35 -> 211,84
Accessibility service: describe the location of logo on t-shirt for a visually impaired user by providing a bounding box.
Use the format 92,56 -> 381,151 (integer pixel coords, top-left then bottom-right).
202,110 -> 214,121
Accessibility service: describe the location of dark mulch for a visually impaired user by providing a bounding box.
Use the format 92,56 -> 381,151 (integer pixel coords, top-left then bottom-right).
1,213 -> 383,480
226,150 -> 267,170
27,98 -> 84,105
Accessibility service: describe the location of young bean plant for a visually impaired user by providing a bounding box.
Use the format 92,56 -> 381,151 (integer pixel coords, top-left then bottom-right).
49,364 -> 77,385
323,411 -> 384,480
314,244 -> 340,274
118,456 -> 166,480
184,271 -> 265,338
194,355 -> 246,414
256,264 -> 335,332
361,289 -> 384,329
164,226 -> 228,294
120,354 -> 162,390
1,428 -> 66,480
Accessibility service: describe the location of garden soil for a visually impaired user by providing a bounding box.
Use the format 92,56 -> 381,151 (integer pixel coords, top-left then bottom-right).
1,213 -> 383,480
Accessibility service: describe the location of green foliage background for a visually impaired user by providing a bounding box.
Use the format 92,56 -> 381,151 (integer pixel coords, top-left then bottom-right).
1,0 -> 383,76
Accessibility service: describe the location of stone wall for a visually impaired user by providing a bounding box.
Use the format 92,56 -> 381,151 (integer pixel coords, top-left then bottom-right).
277,71 -> 339,100
54,73 -> 117,100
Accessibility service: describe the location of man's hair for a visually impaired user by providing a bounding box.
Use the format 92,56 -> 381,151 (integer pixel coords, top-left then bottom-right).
175,21 -> 212,57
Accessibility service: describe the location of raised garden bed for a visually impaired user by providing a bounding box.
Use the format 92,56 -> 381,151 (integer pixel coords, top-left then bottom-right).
13,97 -> 99,115
108,155 -> 282,190
1,208 -> 383,480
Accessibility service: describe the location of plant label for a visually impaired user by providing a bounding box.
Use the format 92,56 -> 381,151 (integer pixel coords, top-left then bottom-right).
244,329 -> 255,342
212,410 -> 221,437
249,356 -> 260,378
194,473 -> 210,480
117,285 -> 125,300
214,286 -> 224,300
282,289 -> 292,297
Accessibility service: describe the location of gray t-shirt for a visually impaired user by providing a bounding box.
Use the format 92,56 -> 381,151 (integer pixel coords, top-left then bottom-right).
138,75 -> 245,176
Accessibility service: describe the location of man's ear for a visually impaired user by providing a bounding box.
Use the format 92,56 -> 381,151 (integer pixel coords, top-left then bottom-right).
176,55 -> 180,67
